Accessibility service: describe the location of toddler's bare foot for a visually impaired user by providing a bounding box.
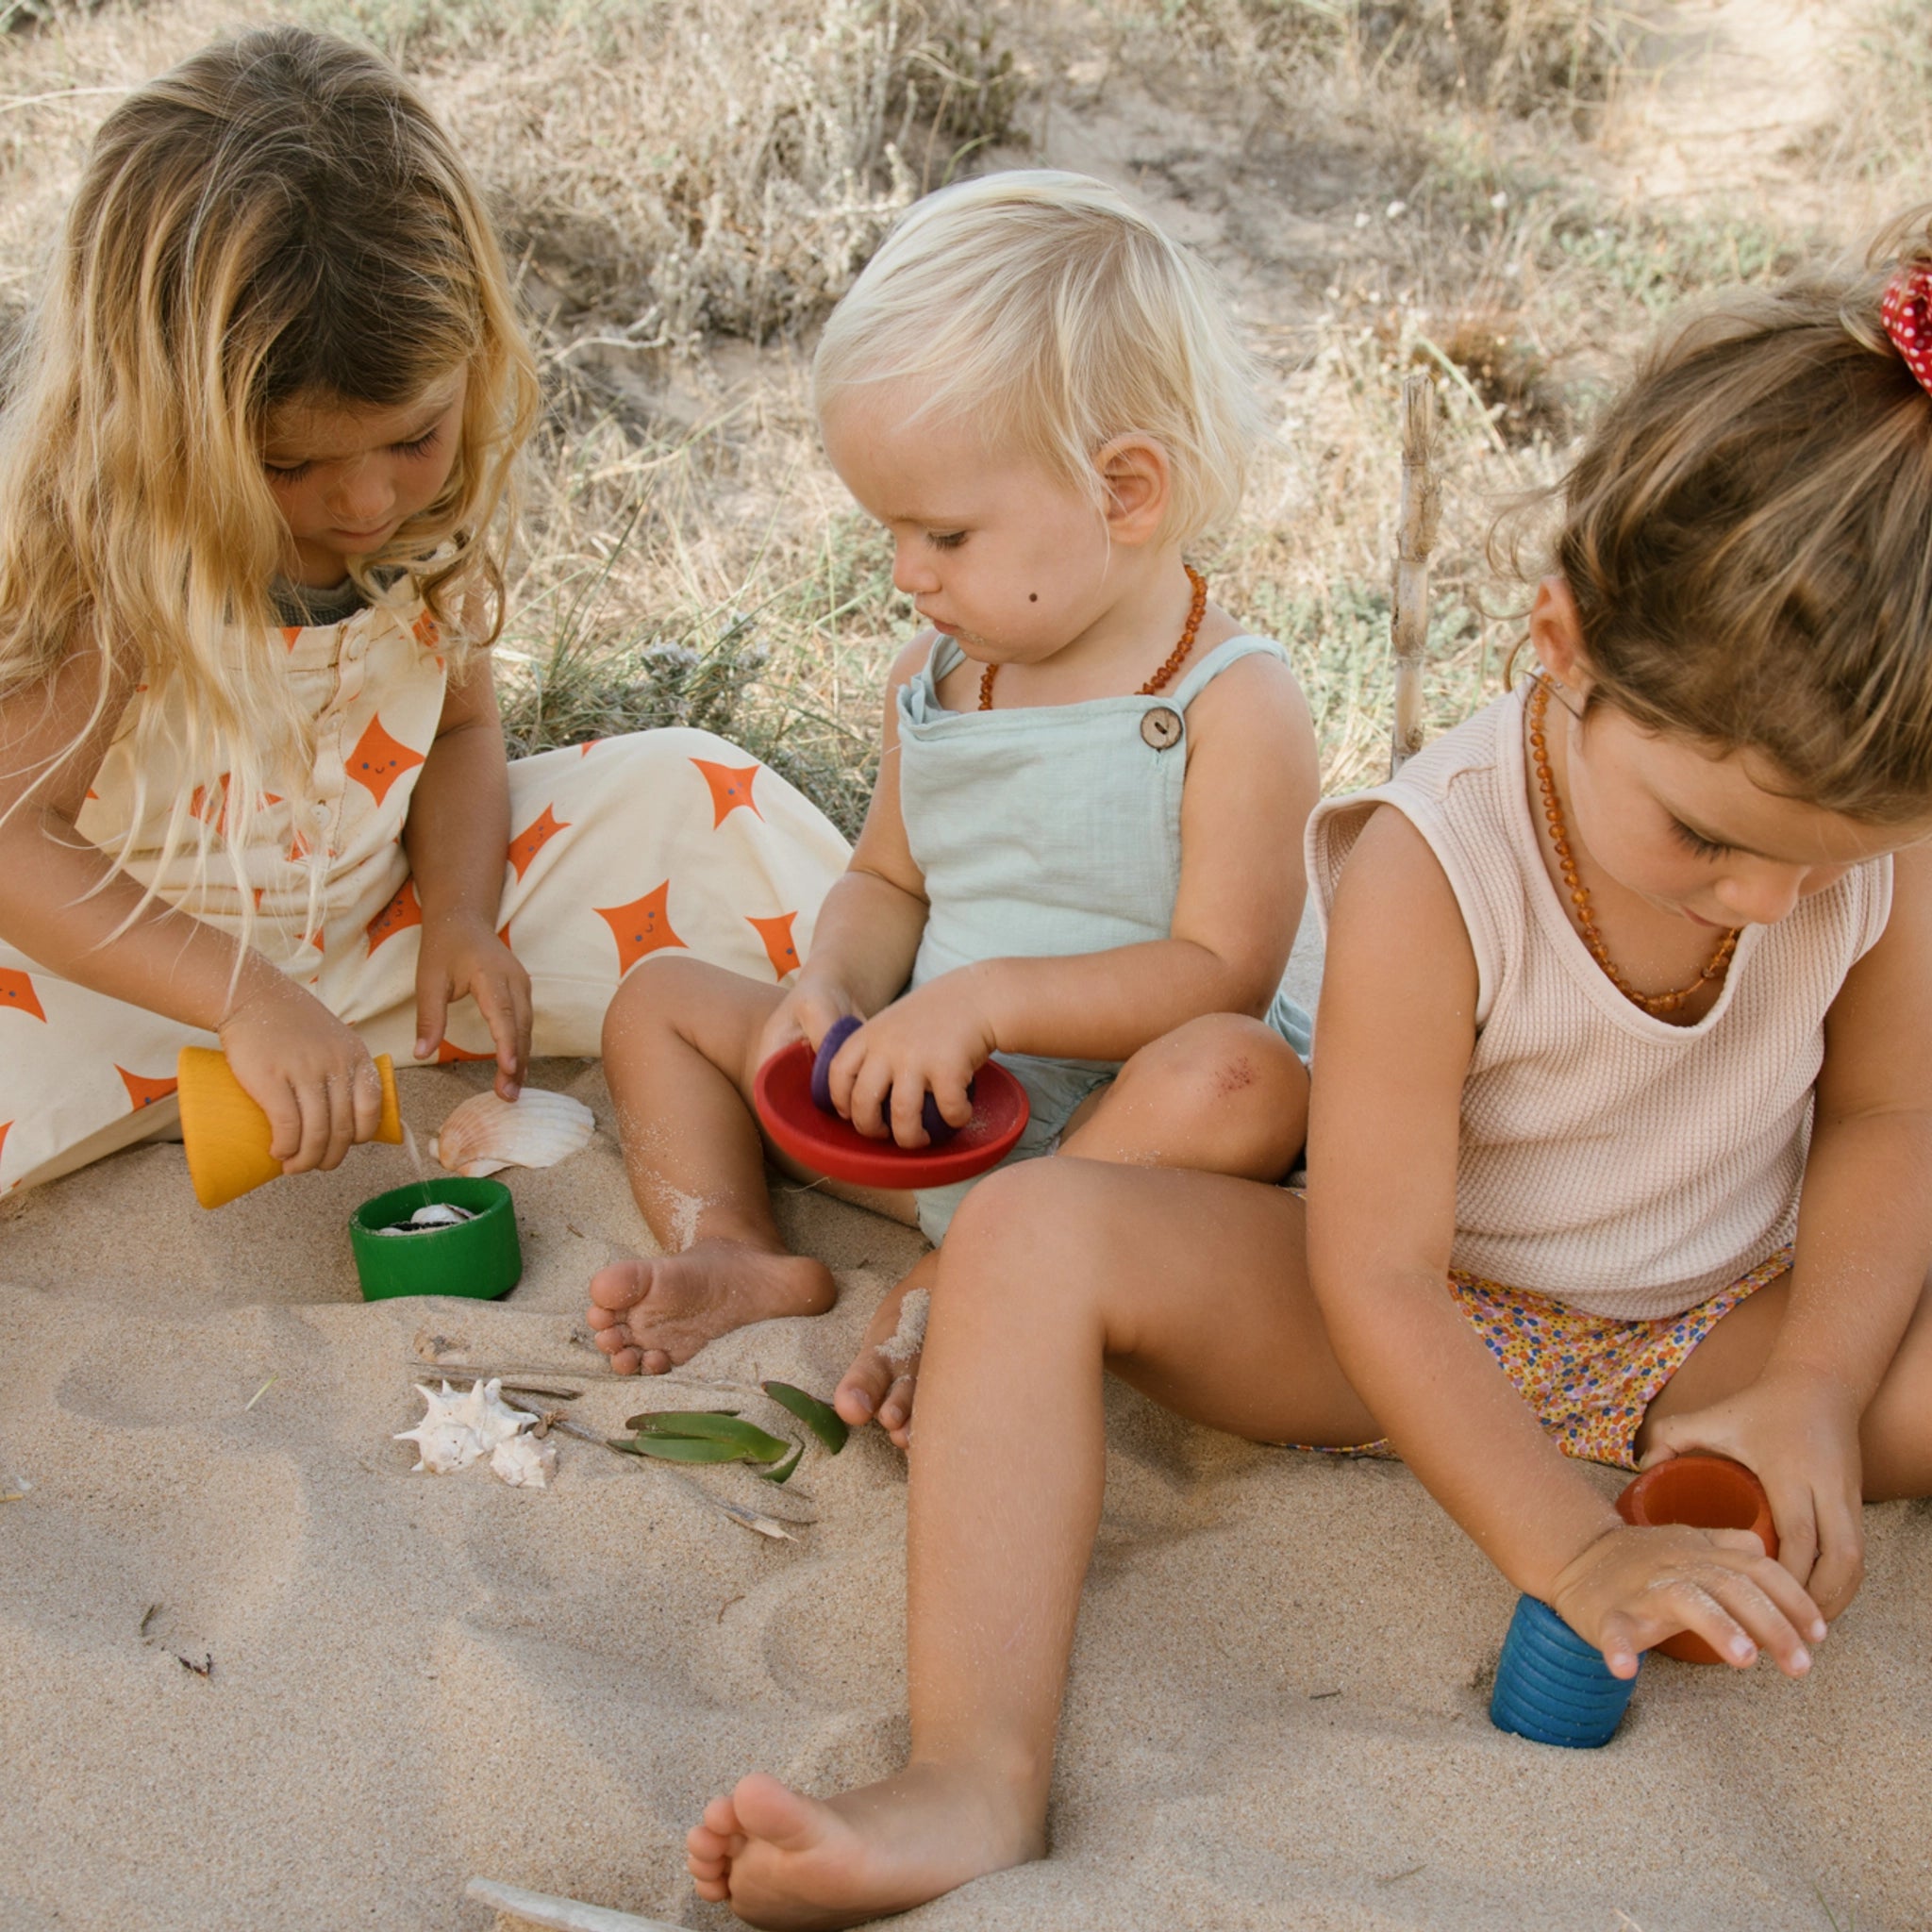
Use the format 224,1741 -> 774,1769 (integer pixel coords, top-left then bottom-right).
586,1243 -> 836,1374
686,1763 -> 1043,1929
833,1261 -> 932,1448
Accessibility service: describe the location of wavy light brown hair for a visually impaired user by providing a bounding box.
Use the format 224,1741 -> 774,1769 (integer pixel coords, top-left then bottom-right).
0,25 -> 540,932
1512,208 -> 1932,824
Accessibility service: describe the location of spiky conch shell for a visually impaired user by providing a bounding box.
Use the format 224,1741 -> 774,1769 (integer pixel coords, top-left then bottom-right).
429,1088 -> 595,1177
394,1377 -> 554,1488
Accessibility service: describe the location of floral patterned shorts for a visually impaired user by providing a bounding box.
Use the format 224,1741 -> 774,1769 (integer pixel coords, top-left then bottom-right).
1309,1247 -> 1792,1471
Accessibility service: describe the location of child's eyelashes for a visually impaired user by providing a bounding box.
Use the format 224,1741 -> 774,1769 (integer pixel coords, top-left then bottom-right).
261,428 -> 440,484
926,530 -> 967,550
1668,817 -> 1733,859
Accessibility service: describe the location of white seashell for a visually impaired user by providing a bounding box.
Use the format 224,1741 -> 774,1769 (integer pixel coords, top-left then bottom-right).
373,1203 -> 476,1236
394,1377 -> 535,1474
429,1088 -> 595,1177
490,1432 -> 557,1489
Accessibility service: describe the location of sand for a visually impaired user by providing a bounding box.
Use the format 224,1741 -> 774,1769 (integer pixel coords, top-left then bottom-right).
4,920 -> 1929,1932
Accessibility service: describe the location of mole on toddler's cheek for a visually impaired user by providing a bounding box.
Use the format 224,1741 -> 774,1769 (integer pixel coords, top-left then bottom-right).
1029,592 -> 1038,602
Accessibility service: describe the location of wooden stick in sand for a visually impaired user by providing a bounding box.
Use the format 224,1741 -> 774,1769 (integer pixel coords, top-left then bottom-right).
464,1875 -> 684,1931
1390,370 -> 1443,776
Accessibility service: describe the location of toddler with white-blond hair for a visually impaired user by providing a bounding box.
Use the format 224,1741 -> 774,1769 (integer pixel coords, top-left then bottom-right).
587,170 -> 1320,1434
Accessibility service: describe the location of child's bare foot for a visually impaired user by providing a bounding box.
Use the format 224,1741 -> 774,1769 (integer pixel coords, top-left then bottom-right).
833,1261 -> 933,1447
686,1763 -> 1042,1929
586,1243 -> 836,1374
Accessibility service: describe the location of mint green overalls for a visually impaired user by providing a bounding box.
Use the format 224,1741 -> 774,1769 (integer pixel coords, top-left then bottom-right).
896,633 -> 1313,1241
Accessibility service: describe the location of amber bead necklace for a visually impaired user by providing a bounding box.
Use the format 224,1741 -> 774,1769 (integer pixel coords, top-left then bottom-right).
1527,677 -> 1739,1017
978,564 -> 1208,710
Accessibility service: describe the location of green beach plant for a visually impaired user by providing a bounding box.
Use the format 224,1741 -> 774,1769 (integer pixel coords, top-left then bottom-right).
609,1380 -> 849,1485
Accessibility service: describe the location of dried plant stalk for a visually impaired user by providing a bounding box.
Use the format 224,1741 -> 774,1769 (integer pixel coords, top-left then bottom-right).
464,1874 -> 684,1931
1390,374 -> 1443,775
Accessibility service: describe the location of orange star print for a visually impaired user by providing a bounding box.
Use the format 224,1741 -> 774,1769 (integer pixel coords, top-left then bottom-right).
117,1066 -> 179,1110
691,758 -> 762,827
346,717 -> 426,808
508,805 -> 570,880
595,881 -> 686,975
189,773 -> 232,833
0,969 -> 45,1022
746,911 -> 802,979
367,878 -> 424,953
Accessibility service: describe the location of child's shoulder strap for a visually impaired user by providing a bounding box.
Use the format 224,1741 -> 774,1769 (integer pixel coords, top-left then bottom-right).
924,633 -> 966,684
1172,634 -> 1291,711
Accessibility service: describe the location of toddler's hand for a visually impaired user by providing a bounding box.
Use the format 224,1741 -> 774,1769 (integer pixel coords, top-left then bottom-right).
1546,1521 -> 1826,1680
219,972 -> 386,1174
828,972 -> 992,1147
1641,1372 -> 1867,1621
415,908 -> 532,1102
756,976 -> 858,1074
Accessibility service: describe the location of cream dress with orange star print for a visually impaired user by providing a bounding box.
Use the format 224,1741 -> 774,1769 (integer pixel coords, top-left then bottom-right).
0,584 -> 848,1193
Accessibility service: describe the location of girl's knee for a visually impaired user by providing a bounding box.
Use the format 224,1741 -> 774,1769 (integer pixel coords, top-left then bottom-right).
602,954 -> 725,1051
1119,1013 -> 1307,1134
941,1158 -> 1119,1289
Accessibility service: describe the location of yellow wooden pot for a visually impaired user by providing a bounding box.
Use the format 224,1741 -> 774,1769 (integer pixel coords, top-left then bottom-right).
176,1046 -> 404,1209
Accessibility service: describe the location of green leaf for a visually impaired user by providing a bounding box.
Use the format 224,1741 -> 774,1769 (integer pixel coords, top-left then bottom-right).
761,1381 -> 849,1456
609,1435 -> 761,1466
625,1407 -> 739,1431
761,1442 -> 806,1486
625,1411 -> 791,1462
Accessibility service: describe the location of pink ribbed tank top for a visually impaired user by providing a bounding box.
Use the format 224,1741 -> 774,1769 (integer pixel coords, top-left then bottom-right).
1306,689 -> 1892,1320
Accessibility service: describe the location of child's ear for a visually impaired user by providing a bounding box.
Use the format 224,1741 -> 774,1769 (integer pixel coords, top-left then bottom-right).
1095,437 -> 1170,545
1528,575 -> 1596,698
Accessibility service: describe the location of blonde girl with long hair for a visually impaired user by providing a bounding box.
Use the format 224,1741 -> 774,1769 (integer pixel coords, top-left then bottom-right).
0,27 -> 846,1194
682,218 -> 1932,1927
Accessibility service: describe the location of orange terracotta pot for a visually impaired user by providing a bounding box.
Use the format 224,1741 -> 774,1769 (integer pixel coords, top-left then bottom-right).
1616,1455 -> 1778,1664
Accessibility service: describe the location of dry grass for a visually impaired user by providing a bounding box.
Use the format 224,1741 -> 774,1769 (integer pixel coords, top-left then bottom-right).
0,0 -> 1912,824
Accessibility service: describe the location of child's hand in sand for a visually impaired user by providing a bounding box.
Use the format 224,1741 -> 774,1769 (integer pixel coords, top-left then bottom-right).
1546,1521 -> 1827,1679
219,971 -> 387,1174
825,972 -> 992,1146
414,907 -> 531,1101
1641,1371 -> 1867,1620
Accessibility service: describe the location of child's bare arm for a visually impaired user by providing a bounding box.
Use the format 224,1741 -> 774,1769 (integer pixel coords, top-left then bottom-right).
0,645 -> 266,1022
1307,806 -> 1819,1675
401,646 -> 530,1096
829,654 -> 1315,1138
778,635 -> 934,1036
1644,841 -> 1932,1618
0,647 -> 384,1169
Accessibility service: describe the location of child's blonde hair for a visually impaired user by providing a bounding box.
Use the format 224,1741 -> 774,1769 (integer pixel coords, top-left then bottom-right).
1512,207 -> 1932,824
0,25 -> 540,938
813,170 -> 1264,547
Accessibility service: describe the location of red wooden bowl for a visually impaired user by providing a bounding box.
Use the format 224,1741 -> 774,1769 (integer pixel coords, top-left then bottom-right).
1616,1454 -> 1779,1665
753,1041 -> 1029,1191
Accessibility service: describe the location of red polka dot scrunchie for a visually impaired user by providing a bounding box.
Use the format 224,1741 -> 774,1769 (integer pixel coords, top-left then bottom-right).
1883,261 -> 1932,397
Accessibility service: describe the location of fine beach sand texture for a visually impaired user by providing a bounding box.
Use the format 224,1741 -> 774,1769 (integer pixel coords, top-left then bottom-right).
3,916 -> 1930,1932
